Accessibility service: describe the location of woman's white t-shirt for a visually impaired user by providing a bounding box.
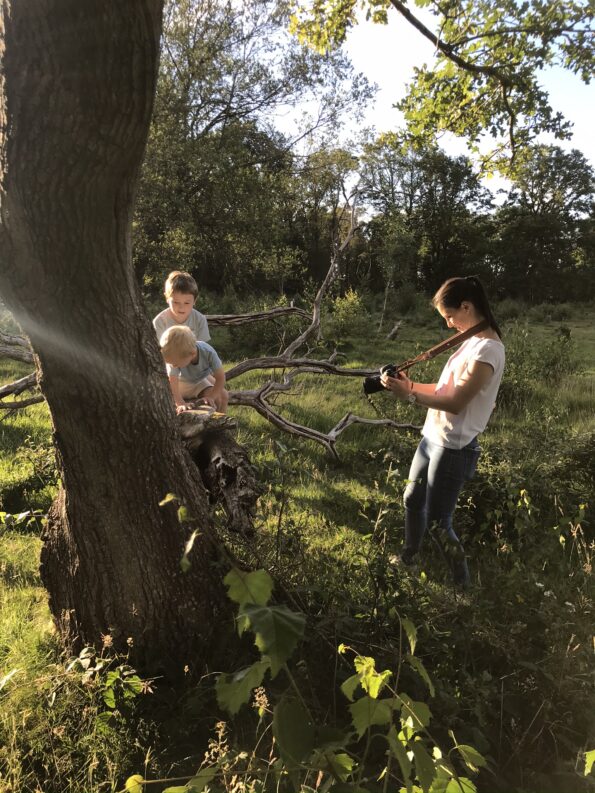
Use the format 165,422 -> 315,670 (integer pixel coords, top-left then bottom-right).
422,336 -> 505,449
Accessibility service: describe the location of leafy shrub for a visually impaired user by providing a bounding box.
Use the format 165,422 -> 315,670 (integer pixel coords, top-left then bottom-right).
527,302 -> 573,322
327,288 -> 368,337
496,298 -> 526,321
498,321 -> 580,409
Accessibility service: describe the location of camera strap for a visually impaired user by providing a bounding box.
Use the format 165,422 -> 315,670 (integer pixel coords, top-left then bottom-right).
364,318 -> 490,421
393,319 -> 489,374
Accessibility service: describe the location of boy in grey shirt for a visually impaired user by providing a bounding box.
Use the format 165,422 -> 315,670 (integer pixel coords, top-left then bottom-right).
153,270 -> 210,342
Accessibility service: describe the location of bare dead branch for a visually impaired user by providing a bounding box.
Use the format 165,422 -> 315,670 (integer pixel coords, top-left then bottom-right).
0,330 -> 30,348
228,365 -> 419,459
0,333 -> 34,363
206,306 -> 310,326
0,395 -> 44,409
225,356 -> 374,382
282,191 -> 360,359
0,372 -> 37,398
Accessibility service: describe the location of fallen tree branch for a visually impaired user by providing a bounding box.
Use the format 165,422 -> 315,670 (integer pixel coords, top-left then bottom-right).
0,328 -> 34,362
0,395 -> 44,409
226,356 -> 374,382
206,306 -> 310,326
0,372 -> 37,398
229,367 -> 420,460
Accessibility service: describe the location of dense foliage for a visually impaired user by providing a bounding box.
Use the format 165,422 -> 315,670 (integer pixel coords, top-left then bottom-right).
134,0 -> 595,306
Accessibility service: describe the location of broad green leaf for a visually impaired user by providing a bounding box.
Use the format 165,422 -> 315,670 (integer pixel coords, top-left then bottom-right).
387,725 -> 413,793
348,696 -> 393,738
125,775 -> 144,793
187,766 -> 217,792
401,618 -> 417,655
326,752 -> 356,782
398,694 -> 431,730
224,568 -> 274,608
353,655 -> 392,699
102,687 -> 116,709
455,744 -> 487,773
341,673 -> 360,702
163,788 -> 188,793
273,698 -> 315,765
444,777 -> 477,793
215,659 -> 270,715
411,740 -> 435,792
241,603 -> 305,677
585,749 -> 595,776
405,654 -> 435,697
315,726 -> 350,750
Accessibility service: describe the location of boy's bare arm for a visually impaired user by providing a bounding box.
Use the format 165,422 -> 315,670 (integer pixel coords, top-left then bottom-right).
209,366 -> 226,395
168,374 -> 189,413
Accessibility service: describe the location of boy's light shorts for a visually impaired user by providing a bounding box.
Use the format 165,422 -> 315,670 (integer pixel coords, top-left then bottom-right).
180,378 -> 212,399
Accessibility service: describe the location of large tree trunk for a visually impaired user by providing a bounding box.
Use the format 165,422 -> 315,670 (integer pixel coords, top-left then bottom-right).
0,1 -> 226,669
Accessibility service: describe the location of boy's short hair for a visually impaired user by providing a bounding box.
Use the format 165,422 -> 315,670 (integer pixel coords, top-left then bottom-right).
164,270 -> 199,299
160,325 -> 197,360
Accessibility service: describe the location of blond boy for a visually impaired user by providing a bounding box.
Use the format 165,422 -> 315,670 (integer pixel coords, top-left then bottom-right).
153,270 -> 210,342
160,325 -> 228,414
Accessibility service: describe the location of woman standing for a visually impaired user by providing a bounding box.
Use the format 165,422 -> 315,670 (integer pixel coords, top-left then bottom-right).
381,276 -> 505,588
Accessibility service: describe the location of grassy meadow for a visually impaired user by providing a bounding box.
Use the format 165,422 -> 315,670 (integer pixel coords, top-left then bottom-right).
1,297 -> 594,793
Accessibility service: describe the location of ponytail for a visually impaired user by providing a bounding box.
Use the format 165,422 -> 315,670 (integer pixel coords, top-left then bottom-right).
432,276 -> 502,338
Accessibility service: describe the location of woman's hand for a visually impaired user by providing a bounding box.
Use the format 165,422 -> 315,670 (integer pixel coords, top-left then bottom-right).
381,371 -> 412,400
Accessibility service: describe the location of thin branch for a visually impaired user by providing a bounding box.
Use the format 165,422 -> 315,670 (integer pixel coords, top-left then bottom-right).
206,306 -> 310,326
388,0 -> 515,85
225,356 -> 374,382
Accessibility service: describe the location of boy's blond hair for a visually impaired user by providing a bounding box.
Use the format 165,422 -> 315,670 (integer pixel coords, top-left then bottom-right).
160,325 -> 197,361
164,270 -> 199,299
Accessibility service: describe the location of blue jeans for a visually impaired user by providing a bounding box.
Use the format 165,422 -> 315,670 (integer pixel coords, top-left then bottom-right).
403,436 -> 480,585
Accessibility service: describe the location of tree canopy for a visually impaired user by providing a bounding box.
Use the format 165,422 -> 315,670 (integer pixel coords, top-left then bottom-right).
289,0 -> 595,171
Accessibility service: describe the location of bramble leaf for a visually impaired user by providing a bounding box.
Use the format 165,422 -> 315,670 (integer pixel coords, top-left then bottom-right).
273,697 -> 315,765
187,766 -> 217,792
353,655 -> 392,699
401,618 -> 417,655
399,694 -> 431,730
411,740 -> 435,792
349,695 -> 393,738
444,777 -> 477,793
406,654 -> 435,697
387,725 -> 413,793
241,603 -> 305,677
215,659 -> 270,715
224,568 -> 274,608
456,744 -> 487,773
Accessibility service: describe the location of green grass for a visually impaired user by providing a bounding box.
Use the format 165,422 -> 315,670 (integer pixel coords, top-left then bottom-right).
0,309 -> 594,792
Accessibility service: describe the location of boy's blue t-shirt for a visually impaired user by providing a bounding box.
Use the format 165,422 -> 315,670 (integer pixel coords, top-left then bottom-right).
166,341 -> 222,384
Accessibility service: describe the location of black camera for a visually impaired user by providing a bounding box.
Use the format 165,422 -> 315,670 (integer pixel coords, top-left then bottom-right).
363,363 -> 397,395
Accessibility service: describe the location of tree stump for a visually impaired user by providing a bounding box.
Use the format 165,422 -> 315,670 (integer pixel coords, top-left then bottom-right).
177,407 -> 262,536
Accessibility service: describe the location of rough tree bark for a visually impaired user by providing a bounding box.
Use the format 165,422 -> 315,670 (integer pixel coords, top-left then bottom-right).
0,1 -> 226,669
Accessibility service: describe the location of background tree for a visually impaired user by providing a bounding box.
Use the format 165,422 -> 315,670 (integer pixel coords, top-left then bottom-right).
134,0 -> 373,295
493,146 -> 595,300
